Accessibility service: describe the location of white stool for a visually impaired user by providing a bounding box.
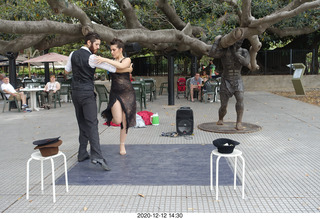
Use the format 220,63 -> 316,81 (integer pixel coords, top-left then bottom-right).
26,151 -> 69,203
210,149 -> 245,200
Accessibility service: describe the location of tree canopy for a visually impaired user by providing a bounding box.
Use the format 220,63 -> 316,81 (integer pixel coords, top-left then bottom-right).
0,0 -> 320,71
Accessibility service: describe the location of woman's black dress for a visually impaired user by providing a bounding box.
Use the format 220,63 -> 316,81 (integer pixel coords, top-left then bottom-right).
101,61 -> 136,133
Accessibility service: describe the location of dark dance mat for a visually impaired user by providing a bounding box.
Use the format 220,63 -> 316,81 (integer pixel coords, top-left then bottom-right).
56,144 -> 238,186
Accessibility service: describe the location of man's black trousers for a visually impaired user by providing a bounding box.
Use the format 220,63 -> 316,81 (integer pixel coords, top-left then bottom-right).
71,90 -> 105,161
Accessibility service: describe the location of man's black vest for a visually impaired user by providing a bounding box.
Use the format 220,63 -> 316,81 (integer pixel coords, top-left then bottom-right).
71,48 -> 96,91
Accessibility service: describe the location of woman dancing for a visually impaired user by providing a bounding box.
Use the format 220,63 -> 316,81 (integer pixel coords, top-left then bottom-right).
96,38 -> 136,155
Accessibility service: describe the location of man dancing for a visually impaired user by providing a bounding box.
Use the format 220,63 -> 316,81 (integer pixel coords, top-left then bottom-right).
209,36 -> 251,130
65,32 -> 131,170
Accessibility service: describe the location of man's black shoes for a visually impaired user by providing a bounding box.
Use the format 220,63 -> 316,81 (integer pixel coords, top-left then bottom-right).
91,159 -> 111,171
78,155 -> 90,162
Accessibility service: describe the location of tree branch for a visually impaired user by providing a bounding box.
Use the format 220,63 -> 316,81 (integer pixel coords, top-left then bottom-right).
247,35 -> 261,71
114,0 -> 145,29
220,28 -> 245,48
240,0 -> 254,27
91,23 -> 211,56
0,34 -> 46,55
277,0 -> 313,13
157,0 -> 205,37
34,34 -> 83,51
268,26 -> 320,37
249,0 -> 320,29
0,19 -> 82,35
46,0 -> 93,35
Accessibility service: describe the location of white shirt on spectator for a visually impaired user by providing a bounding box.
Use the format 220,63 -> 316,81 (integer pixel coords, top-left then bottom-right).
1,83 -> 16,99
45,81 -> 59,92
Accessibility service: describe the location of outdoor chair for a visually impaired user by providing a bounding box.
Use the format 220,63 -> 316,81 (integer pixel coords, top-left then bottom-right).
144,79 -> 155,101
203,79 -> 220,103
0,89 -> 4,100
94,84 -> 109,113
0,89 -> 21,112
132,81 -> 146,109
140,80 -> 147,108
60,83 -> 71,103
132,82 -> 146,111
185,78 -> 191,100
159,82 -> 168,95
145,78 -> 156,100
53,91 -> 62,108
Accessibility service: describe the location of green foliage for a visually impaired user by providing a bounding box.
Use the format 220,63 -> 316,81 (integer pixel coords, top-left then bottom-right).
0,0 -> 319,53
0,0 -> 67,21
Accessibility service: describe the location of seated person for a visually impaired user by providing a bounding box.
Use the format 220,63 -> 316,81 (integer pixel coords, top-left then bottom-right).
40,75 -> 60,109
1,76 -> 28,109
202,76 -> 214,102
201,70 -> 208,79
190,72 -> 203,102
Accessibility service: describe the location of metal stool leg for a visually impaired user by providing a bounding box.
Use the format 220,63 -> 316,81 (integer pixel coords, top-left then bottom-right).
26,158 -> 32,200
50,158 -> 56,203
215,156 -> 221,200
41,160 -> 44,192
210,152 -> 213,190
234,157 -> 237,190
240,155 -> 245,199
62,152 -> 69,192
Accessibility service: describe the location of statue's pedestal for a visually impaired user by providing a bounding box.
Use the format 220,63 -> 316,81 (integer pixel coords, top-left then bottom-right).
198,122 -> 261,134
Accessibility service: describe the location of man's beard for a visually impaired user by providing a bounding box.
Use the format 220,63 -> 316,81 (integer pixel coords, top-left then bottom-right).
89,44 -> 97,54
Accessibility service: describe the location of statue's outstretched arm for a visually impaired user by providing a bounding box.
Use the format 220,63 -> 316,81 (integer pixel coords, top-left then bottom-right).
209,36 -> 224,58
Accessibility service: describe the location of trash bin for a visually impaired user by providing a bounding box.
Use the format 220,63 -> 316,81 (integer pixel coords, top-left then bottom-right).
286,63 -> 306,95
212,138 -> 240,154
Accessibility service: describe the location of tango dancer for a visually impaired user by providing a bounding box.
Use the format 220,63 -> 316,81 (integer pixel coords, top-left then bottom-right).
65,33 -> 131,170
96,38 -> 136,155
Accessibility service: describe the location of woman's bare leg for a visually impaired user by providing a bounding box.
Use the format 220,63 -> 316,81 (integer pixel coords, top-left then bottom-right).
120,111 -> 127,155
111,100 -> 127,155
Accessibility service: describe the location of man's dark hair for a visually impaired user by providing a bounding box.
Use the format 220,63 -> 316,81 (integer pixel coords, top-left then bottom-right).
84,32 -> 101,44
110,38 -> 125,51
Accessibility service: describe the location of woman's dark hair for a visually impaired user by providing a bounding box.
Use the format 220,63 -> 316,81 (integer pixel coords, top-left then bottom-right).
110,38 -> 125,51
84,32 -> 101,44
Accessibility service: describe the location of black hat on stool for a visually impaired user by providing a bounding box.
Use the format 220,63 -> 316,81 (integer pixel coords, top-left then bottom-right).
33,137 -> 62,157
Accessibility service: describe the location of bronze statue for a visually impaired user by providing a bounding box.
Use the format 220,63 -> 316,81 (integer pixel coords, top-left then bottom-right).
209,36 -> 251,130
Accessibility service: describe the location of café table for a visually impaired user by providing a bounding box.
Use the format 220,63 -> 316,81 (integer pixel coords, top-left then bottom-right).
20,87 -> 44,111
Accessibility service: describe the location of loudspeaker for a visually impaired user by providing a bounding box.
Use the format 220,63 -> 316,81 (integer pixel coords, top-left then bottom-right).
176,107 -> 193,135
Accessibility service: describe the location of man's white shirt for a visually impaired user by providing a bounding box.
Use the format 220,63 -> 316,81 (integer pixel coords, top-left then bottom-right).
65,46 -> 116,73
1,83 -> 16,99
